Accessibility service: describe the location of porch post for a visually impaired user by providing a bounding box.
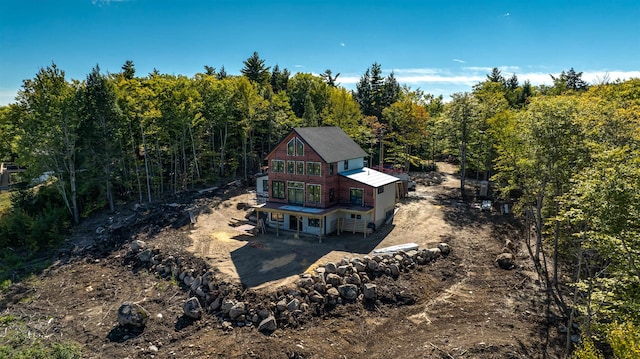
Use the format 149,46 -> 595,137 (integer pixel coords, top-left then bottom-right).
319,217 -> 323,243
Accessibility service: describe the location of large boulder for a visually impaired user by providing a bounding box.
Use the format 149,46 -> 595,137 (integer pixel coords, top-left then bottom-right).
338,284 -> 359,300
117,302 -> 150,328
363,283 -> 377,301
258,315 -> 277,332
496,253 -> 515,270
229,302 -> 246,320
183,297 -> 202,319
131,240 -> 146,252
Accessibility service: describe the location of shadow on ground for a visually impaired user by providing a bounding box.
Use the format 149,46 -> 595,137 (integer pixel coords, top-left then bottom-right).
230,224 -> 394,288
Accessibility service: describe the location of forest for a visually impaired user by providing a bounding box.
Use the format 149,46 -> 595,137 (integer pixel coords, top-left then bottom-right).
0,52 -> 639,357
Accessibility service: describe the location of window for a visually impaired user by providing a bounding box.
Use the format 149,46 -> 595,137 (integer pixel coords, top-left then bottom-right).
329,188 -> 335,202
307,184 -> 321,203
262,179 -> 269,191
287,137 -> 304,156
271,213 -> 283,221
350,188 -> 363,206
344,160 -> 349,171
271,160 -> 285,173
296,161 -> 305,175
329,163 -> 334,176
307,162 -> 321,176
377,186 -> 384,194
287,161 -> 295,174
287,181 -> 304,205
308,218 -> 320,227
272,181 -> 285,199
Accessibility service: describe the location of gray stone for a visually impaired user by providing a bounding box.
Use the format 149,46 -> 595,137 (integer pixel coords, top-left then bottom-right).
298,277 -> 314,288
183,297 -> 202,319
117,302 -> 150,328
325,273 -> 344,287
427,248 -> 441,260
229,302 -> 246,320
195,286 -> 206,298
363,283 -> 377,300
390,263 -> 400,276
276,299 -> 287,312
131,240 -> 146,252
221,321 -> 234,331
367,260 -> 379,271
346,272 -> 361,286
138,249 -> 153,263
258,315 -> 277,332
337,265 -> 351,276
286,298 -> 300,312
190,276 -> 202,292
221,299 -> 235,315
258,308 -> 271,319
309,291 -> 325,303
338,284 -> 359,300
496,253 -> 515,270
354,261 -> 367,272
438,243 -> 451,255
325,262 -> 337,273
326,287 -> 340,298
340,257 -> 350,266
209,297 -> 222,311
406,250 -> 418,258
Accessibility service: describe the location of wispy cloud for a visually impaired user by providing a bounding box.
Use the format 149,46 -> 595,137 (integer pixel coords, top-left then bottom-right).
294,64 -> 305,68
337,67 -> 640,98
92,0 -> 131,6
504,12 -> 510,16
340,42 -> 346,47
452,59 -> 465,63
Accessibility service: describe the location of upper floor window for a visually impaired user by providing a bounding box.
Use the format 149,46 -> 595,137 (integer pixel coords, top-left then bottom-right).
287,161 -> 295,174
350,188 -> 364,206
307,162 -> 321,176
271,160 -> 284,173
287,137 -> 304,156
329,163 -> 334,176
343,160 -> 349,171
272,180 -> 285,199
307,184 -> 321,203
296,161 -> 305,175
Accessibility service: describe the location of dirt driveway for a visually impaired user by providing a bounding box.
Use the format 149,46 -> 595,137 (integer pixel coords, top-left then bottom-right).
187,163 -> 457,290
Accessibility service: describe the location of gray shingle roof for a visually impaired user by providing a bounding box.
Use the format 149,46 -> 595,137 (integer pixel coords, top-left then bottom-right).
294,127 -> 368,163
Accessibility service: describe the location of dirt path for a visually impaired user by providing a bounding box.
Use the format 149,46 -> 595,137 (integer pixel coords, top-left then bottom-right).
0,163 -> 560,358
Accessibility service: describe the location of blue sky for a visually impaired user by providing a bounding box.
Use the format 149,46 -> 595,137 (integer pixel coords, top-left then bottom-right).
1,0 -> 639,105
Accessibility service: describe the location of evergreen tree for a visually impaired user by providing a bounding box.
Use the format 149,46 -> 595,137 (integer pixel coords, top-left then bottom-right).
241,51 -> 270,86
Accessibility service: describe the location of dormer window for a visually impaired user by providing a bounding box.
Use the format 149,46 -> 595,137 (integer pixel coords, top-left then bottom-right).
287,137 -> 304,156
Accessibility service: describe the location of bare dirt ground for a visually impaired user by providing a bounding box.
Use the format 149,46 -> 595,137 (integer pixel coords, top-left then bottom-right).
0,163 -> 564,358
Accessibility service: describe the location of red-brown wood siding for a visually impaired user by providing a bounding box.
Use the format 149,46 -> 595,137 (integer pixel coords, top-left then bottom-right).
265,132 -> 342,208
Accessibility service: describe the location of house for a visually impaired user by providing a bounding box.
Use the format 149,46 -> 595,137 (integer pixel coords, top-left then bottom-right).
0,163 -> 25,189
254,127 -> 401,241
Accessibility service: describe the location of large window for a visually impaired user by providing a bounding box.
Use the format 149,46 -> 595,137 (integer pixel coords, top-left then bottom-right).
344,160 -> 349,171
296,161 -> 305,175
329,163 -> 334,176
308,218 -> 320,228
287,181 -> 304,205
272,181 -> 285,199
307,184 -> 321,203
287,137 -> 304,156
350,188 -> 364,206
287,161 -> 295,174
271,160 -> 284,173
307,162 -> 321,176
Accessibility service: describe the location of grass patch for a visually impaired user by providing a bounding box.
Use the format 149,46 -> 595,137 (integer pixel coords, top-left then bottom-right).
0,191 -> 11,214
0,317 -> 82,359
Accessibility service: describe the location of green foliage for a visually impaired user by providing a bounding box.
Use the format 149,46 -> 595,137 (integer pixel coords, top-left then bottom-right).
607,322 -> 640,359
0,191 -> 11,214
0,327 -> 82,359
573,337 -> 604,359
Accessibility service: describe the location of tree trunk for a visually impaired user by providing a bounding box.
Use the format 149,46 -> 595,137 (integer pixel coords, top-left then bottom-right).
140,123 -> 152,203
460,142 -> 467,200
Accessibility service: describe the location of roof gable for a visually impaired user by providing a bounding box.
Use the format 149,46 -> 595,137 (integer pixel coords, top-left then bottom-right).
293,127 -> 368,163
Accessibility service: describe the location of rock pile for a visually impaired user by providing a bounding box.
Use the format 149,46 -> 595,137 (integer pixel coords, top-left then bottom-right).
124,239 -> 450,332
